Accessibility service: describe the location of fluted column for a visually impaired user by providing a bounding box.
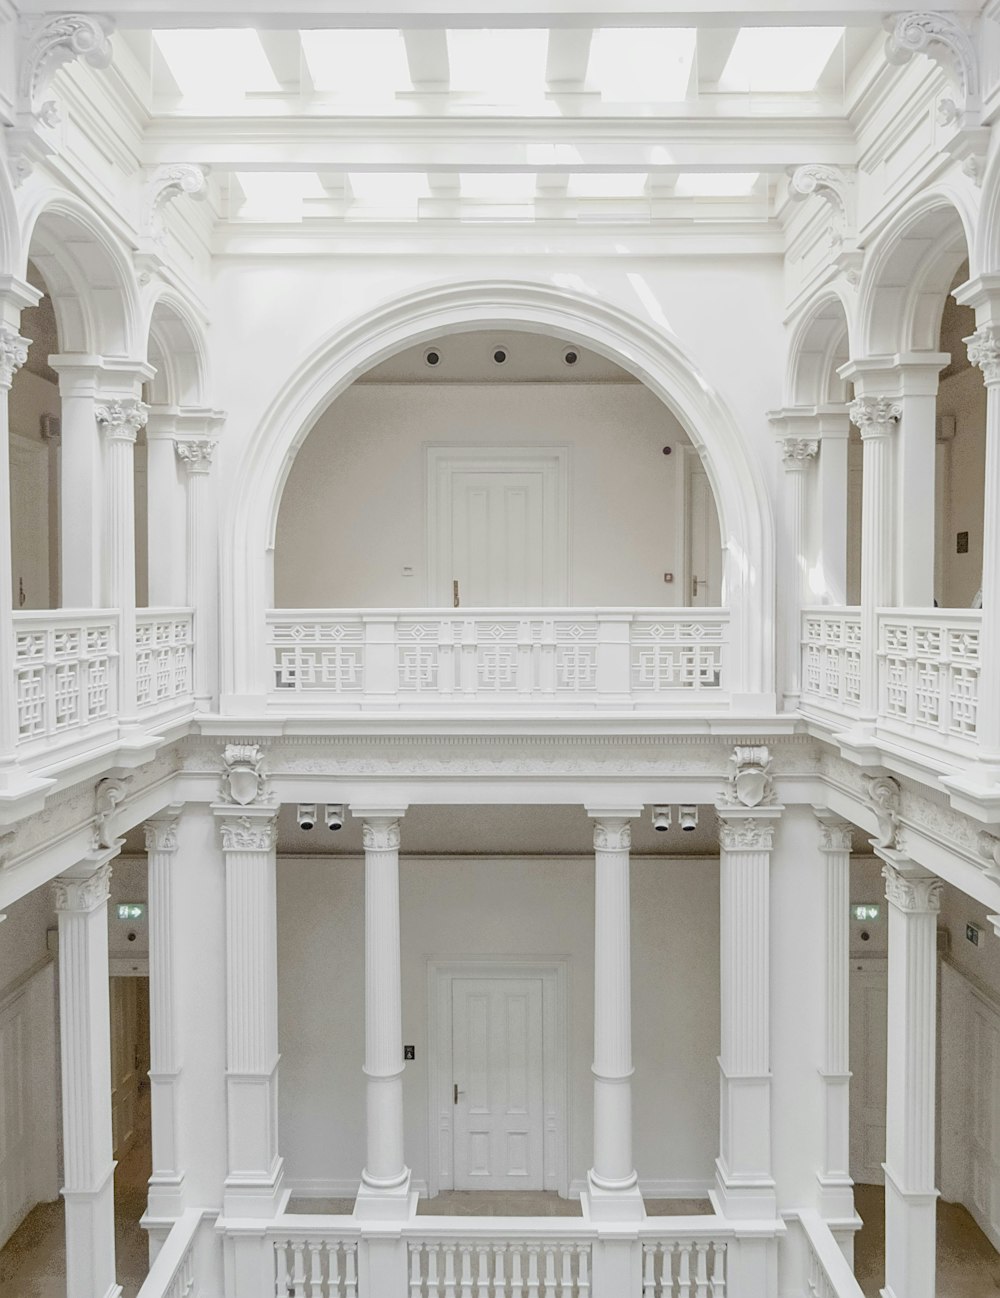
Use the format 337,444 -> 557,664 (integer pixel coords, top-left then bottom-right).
966,326 -> 1000,764
215,805 -> 284,1217
144,810 -> 184,1219
780,438 -> 818,704
849,396 -> 901,720
585,808 -> 643,1221
879,854 -> 942,1298
715,808 -> 780,1219
53,852 -> 122,1298
0,315 -> 32,773
815,815 -> 855,1230
353,808 -> 412,1220
97,398 -> 147,727
175,435 -> 219,709
145,410 -> 184,607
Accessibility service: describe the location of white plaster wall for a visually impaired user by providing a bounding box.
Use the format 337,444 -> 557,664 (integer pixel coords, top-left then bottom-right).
936,367 -> 986,609
274,383 -> 695,608
276,853 -> 721,1197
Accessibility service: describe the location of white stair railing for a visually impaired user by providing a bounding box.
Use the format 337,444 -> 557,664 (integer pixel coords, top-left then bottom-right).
135,1208 -> 204,1298
797,1212 -> 865,1298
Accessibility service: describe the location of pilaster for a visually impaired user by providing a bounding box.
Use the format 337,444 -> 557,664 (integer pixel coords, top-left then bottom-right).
878,851 -> 942,1298
214,803 -> 285,1219
776,430 -> 818,705
53,850 -> 122,1298
144,408 -> 185,608
174,415 -> 222,709
584,807 -> 644,1223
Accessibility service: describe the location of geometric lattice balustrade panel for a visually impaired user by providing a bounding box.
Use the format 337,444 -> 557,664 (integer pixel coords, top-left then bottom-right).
878,613 -> 980,740
267,610 -> 730,706
13,614 -> 118,744
800,610 -> 863,711
134,611 -> 194,711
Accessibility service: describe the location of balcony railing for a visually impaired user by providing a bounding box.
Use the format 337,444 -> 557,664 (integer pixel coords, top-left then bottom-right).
801,609 -> 862,714
877,610 -> 980,747
135,609 -> 194,716
267,609 -> 729,710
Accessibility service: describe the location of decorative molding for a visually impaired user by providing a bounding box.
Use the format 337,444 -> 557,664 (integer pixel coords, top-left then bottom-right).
52,861 -> 112,913
881,861 -> 943,914
848,396 -> 902,438
174,437 -> 217,475
781,437 -> 819,469
787,164 -> 853,247
219,742 -> 269,806
720,744 -> 775,808
95,398 -> 148,443
978,831 -> 1000,884
966,326 -> 1000,387
362,820 -> 401,852
0,326 -> 30,390
143,816 -> 180,855
883,12 -> 980,119
93,776 -> 128,850
717,816 -> 775,852
217,813 -> 277,853
593,819 -> 632,851
0,829 -> 18,870
818,820 -> 854,853
18,13 -> 114,124
142,164 -> 209,244
864,775 -> 901,850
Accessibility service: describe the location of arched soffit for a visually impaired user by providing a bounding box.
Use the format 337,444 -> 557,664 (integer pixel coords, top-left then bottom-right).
858,187 -> 975,357
145,291 -> 208,406
786,289 -> 853,406
977,145 -> 1000,275
0,162 -> 20,276
19,191 -> 139,357
230,279 -> 772,583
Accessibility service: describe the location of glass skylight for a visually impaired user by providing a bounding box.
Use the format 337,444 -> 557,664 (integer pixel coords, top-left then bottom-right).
719,27 -> 843,93
567,174 -> 649,199
299,29 -> 411,98
235,172 -> 326,220
153,29 -> 280,101
460,173 -> 538,202
673,172 -> 760,197
588,28 -> 696,103
446,30 -> 548,100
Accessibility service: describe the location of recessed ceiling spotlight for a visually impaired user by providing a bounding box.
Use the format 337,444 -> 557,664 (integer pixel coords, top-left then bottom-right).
563,347 -> 579,365
424,348 -> 442,367
493,346 -> 508,364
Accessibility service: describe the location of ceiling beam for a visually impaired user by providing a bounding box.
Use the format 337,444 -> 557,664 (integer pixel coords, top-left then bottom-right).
258,30 -> 312,93
545,27 -> 592,87
693,27 -> 740,91
402,29 -> 450,88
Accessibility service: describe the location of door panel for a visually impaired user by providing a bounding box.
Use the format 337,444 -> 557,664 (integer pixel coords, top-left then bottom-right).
110,978 -> 139,1160
451,472 -> 545,606
453,977 -> 544,1190
850,962 -> 887,1184
686,463 -> 722,606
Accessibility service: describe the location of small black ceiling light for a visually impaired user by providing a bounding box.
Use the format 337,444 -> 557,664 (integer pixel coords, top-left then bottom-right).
563,347 -> 579,365
493,345 -> 508,364
424,347 -> 441,367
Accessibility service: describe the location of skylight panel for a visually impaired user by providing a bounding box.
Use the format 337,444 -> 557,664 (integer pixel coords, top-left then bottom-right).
235,172 -> 326,220
588,28 -> 696,103
673,172 -> 760,197
446,30 -> 548,101
567,174 -> 649,199
348,173 -> 431,212
153,30 -> 280,102
459,173 -> 538,202
299,29 -> 411,99
719,27 -> 843,93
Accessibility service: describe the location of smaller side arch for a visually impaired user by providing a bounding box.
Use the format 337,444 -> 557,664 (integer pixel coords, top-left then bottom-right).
144,288 -> 209,407
785,288 -> 853,407
0,160 -> 21,278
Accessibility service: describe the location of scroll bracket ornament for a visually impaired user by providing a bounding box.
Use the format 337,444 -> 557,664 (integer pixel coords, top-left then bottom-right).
864,775 -> 901,851
884,12 -> 981,124
787,164 -> 856,249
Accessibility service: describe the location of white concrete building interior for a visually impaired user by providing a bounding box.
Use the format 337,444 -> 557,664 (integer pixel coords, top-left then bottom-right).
2,5 -> 1000,1298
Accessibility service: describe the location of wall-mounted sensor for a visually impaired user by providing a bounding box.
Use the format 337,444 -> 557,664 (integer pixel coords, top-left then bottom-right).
652,805 -> 671,832
678,805 -> 699,832
563,347 -> 579,365
297,803 -> 317,831
424,348 -> 441,367
493,346 -> 508,364
325,803 -> 344,831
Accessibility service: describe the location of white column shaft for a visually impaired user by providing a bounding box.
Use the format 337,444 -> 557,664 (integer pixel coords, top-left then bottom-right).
175,438 -> 218,710
0,327 -> 28,765
780,449 -> 814,701
852,401 -> 899,719
894,394 -> 937,608
816,426 -> 849,606
592,824 -> 634,1187
881,858 -> 941,1298
816,820 -> 854,1219
58,386 -> 103,607
102,427 -> 138,720
54,858 -> 121,1298
144,427 -> 184,607
966,332 -> 1000,756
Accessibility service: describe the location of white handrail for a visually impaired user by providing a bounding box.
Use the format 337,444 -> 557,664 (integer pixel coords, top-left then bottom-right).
135,1208 -> 203,1298
797,1211 -> 865,1298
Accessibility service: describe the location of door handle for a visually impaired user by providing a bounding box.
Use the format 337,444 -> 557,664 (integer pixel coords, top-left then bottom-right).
454,1082 -> 466,1104
453,579 -> 460,608
692,575 -> 706,599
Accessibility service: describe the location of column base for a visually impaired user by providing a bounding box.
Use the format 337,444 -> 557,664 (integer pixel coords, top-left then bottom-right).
816,1171 -> 857,1223
712,1159 -> 777,1220
882,1164 -> 937,1298
353,1170 -> 416,1222
63,1171 -> 121,1298
582,1170 -> 645,1222
145,1172 -> 186,1221
222,1157 -> 286,1219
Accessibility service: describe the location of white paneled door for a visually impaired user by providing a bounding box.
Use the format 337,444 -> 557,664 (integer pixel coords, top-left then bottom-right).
452,977 -> 545,1191
849,960 -> 888,1184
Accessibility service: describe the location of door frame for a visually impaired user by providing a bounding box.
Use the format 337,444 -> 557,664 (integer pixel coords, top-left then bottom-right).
426,957 -> 569,1199
424,445 -> 571,606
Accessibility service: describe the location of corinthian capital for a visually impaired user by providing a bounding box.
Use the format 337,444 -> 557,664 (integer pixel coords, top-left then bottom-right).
593,819 -> 632,852
218,814 -> 277,853
362,820 -> 401,852
848,396 -> 902,439
781,438 -> 819,470
717,816 -> 775,852
881,862 -> 942,914
18,14 -> 115,124
174,438 -> 217,475
143,815 -> 180,854
52,861 -> 113,913
966,326 -> 1000,388
0,327 -> 30,390
96,398 -> 148,442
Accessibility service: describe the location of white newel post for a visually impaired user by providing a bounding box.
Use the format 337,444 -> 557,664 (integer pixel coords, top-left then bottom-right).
879,854 -> 941,1298
715,808 -> 779,1220
215,805 -> 285,1218
175,424 -> 221,710
0,296 -> 36,777
966,325 -> 1000,767
97,397 -> 148,728
847,396 -> 900,721
814,815 -> 856,1243
779,437 -> 818,705
144,810 -> 185,1222
53,852 -> 122,1298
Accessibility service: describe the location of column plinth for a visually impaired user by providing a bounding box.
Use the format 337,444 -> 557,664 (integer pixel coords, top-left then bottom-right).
714,806 -> 781,1220
585,809 -> 644,1222
214,803 -> 285,1218
54,851 -> 122,1298
353,809 -> 413,1221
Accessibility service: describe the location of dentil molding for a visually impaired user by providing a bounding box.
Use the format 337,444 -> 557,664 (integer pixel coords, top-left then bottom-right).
0,327 -> 30,390
52,860 -> 112,913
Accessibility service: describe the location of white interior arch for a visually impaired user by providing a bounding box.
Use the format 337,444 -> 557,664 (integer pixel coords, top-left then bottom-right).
145,294 -> 208,407
786,290 -> 853,407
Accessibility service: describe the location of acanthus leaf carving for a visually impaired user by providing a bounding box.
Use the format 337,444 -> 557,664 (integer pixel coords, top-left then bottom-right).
142,164 -> 209,245
787,164 -> 855,248
93,776 -> 128,850
362,820 -> 401,852
143,816 -> 180,854
720,744 -> 775,809
593,820 -> 632,852
864,775 -> 901,850
52,860 -> 113,913
848,395 -> 902,438
717,816 -> 775,852
0,327 -> 30,390
881,861 -> 943,914
883,12 -> 980,121
95,398 -> 148,443
966,326 -> 1000,388
219,743 -> 270,806
977,831 -> 1000,884
174,438 -> 217,475
818,820 -> 854,853
18,13 -> 115,125
781,437 -> 819,470
218,814 -> 277,853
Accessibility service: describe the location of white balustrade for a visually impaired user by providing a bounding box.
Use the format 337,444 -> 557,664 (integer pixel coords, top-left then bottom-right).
407,1235 -> 591,1298
136,1208 -> 204,1298
800,610 -> 862,713
12,610 -> 118,746
267,609 -> 728,709
270,1229 -> 359,1298
135,609 -> 195,712
640,1237 -> 727,1298
877,609 -> 980,743
796,1212 -> 865,1298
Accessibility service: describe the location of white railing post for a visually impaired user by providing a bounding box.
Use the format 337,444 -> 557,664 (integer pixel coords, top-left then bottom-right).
595,614 -> 631,701
365,615 -> 400,701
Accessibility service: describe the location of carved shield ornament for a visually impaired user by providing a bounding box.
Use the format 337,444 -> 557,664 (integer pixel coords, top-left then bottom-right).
227,766 -> 260,806
733,766 -> 768,808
